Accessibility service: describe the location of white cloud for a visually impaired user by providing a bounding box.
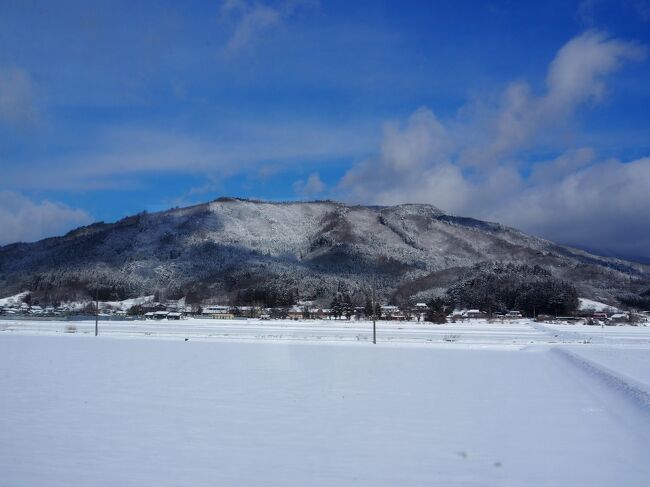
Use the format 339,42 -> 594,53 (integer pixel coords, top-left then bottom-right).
459,31 -> 645,166
0,67 -> 38,126
293,172 -> 325,196
545,31 -> 645,109
529,148 -> 597,183
0,192 -> 93,245
220,0 -> 317,55
496,157 -> 650,256
337,32 -> 650,256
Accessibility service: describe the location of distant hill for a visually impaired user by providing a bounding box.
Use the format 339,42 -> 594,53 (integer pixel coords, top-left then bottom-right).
1,198 -> 648,307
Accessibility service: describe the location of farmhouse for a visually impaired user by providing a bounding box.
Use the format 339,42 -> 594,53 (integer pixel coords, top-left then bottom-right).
466,309 -> 486,319
287,305 -> 304,320
380,305 -> 401,319
609,313 -> 629,324
202,305 -> 234,320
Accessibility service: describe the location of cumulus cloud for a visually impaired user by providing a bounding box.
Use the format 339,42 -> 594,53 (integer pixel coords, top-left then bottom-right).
0,67 -> 38,126
293,172 -> 325,196
338,32 -> 650,257
546,31 -> 645,108
496,157 -> 650,256
0,192 -> 93,245
220,0 -> 317,55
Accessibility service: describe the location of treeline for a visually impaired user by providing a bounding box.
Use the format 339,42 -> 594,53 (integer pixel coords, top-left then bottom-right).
617,289 -> 650,311
232,286 -> 299,307
447,263 -> 579,316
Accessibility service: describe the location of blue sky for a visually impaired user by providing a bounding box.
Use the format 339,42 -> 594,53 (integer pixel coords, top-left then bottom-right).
1,0 -> 650,257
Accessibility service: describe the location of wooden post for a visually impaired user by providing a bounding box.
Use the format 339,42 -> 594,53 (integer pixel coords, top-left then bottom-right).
95,289 -> 99,337
371,283 -> 376,345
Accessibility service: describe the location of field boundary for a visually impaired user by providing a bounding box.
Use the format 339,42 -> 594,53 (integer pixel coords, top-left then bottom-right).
552,347 -> 650,412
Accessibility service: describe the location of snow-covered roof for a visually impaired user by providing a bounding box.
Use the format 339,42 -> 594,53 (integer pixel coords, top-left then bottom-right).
203,305 -> 230,313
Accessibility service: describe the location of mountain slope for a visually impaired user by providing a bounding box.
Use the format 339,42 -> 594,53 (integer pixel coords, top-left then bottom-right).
0,198 -> 648,306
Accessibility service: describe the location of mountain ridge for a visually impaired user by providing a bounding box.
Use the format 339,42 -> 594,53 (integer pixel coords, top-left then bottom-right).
1,197 -> 648,307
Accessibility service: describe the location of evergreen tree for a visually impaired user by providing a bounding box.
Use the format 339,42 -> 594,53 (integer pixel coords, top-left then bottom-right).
425,297 -> 448,324
330,294 -> 343,319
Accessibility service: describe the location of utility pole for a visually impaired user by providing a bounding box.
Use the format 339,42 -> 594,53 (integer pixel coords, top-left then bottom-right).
371,283 -> 376,344
95,288 -> 99,337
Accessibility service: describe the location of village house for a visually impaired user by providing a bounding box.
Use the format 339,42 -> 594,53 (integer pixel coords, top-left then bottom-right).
449,310 -> 465,321
535,314 -> 554,322
414,302 -> 427,321
609,313 -> 629,324
202,305 -> 234,320
310,307 -> 327,319
466,309 -> 486,319
287,305 -> 305,320
380,305 -> 400,320
30,305 -> 43,315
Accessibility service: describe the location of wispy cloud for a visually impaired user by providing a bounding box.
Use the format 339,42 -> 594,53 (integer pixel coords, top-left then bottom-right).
220,0 -> 318,55
0,118 -> 377,191
579,0 -> 650,24
0,67 -> 38,127
0,191 -> 93,245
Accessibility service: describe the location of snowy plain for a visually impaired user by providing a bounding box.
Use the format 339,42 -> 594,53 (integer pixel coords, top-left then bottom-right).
1,318 -> 650,486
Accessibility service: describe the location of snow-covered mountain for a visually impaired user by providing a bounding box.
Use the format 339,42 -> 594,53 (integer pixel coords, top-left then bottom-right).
0,198 -> 648,305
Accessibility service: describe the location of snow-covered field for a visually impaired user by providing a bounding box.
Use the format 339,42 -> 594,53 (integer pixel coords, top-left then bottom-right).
578,297 -> 620,313
1,319 -> 650,486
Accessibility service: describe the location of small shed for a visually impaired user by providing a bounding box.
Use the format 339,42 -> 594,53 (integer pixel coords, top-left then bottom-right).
609,313 -> 629,324
466,309 -> 486,319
